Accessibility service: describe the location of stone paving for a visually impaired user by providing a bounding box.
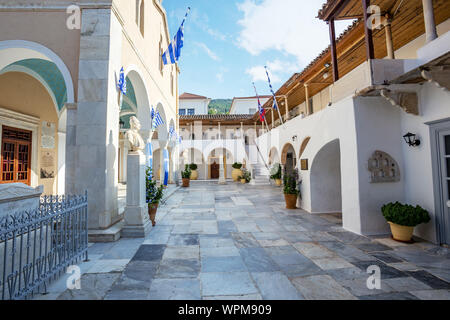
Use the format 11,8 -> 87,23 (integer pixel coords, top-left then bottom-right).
36,182 -> 450,300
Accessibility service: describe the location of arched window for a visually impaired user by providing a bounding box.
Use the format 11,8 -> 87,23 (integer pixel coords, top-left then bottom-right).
139,0 -> 145,36
159,36 -> 164,74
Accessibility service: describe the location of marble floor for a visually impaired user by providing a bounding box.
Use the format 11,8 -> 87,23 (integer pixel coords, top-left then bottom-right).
35,182 -> 450,300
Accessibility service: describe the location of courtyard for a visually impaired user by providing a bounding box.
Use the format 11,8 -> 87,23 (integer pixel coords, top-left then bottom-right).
35,182 -> 450,301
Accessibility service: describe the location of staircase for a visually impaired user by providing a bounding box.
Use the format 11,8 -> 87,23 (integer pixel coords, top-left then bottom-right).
250,162 -> 271,185
250,143 -> 271,186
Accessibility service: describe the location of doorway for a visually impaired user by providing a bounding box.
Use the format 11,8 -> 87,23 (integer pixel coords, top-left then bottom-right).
437,129 -> 450,245
211,161 -> 219,179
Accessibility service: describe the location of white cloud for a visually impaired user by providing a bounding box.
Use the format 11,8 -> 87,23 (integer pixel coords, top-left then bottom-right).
216,73 -> 224,82
195,42 -> 220,61
237,0 -> 352,66
246,59 -> 299,84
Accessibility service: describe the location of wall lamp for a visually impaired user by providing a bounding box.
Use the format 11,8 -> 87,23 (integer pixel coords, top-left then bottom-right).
403,132 -> 421,147
324,62 -> 331,68
292,135 -> 298,142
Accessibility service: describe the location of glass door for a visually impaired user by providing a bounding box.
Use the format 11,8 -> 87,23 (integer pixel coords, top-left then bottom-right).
439,130 -> 450,245
0,126 -> 32,185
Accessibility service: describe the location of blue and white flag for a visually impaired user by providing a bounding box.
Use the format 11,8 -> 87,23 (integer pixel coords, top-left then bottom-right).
162,7 -> 190,65
152,111 -> 165,130
264,66 -> 278,110
145,143 -> 153,179
117,67 -> 127,95
169,125 -> 176,139
163,149 -> 170,187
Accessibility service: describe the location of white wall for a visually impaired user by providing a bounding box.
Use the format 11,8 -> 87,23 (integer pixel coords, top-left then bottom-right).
230,98 -> 270,115
180,98 -> 210,115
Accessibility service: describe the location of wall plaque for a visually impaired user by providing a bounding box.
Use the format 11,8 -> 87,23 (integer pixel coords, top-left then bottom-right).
40,150 -> 56,179
300,159 -> 309,171
368,151 -> 400,183
41,121 -> 56,149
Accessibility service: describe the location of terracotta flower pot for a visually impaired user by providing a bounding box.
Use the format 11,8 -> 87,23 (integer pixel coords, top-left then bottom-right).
182,178 -> 190,188
232,169 -> 243,182
148,203 -> 158,227
388,222 -> 414,242
284,194 -> 298,210
190,170 -> 198,180
275,179 -> 282,187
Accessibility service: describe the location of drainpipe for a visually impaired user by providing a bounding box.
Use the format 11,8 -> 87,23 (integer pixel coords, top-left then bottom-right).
422,0 -> 438,43
305,84 -> 310,115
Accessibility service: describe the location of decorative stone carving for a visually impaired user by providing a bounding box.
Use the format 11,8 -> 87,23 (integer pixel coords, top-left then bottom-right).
421,68 -> 450,91
368,151 -> 400,183
125,116 -> 145,152
380,89 -> 419,115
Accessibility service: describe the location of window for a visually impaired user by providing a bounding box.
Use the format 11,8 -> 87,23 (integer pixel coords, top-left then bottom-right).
139,0 -> 145,36
188,109 -> 195,115
249,108 -> 256,114
179,109 -> 186,116
136,1 -> 145,36
159,36 -> 164,74
1,126 -> 32,185
308,98 -> 314,115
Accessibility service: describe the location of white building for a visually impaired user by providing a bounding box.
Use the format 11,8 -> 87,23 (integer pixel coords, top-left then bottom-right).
179,92 -> 211,115
254,0 -> 450,245
0,0 -> 179,241
230,96 -> 271,115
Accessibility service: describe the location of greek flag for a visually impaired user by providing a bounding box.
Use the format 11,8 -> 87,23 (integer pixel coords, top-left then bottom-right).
117,67 -> 127,95
264,66 -> 278,110
152,111 -> 165,130
162,7 -> 190,65
252,82 -> 266,123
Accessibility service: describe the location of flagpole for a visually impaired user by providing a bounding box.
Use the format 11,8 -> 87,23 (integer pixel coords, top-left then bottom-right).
264,66 -> 284,125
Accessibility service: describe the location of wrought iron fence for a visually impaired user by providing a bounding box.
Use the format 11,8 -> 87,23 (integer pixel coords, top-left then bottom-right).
0,192 -> 88,300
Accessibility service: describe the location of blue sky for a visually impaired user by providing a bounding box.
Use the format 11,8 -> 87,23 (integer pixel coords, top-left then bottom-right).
164,0 -> 351,99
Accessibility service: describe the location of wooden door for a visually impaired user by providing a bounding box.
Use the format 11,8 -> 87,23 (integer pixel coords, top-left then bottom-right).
211,161 -> 219,179
1,126 -> 32,185
439,130 -> 450,245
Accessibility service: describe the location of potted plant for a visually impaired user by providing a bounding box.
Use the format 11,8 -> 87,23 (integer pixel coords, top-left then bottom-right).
239,169 -> 251,184
189,163 -> 198,180
146,167 -> 164,226
270,163 -> 282,186
382,202 -> 431,242
181,164 -> 191,188
283,170 -> 299,210
232,162 -> 243,182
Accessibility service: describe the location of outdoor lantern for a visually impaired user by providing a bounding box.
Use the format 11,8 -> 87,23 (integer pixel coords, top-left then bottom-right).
403,132 -> 421,147
324,62 -> 331,68
119,119 -> 125,129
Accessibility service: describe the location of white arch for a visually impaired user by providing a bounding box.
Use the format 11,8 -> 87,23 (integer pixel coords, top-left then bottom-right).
0,65 -> 60,116
0,40 -> 75,104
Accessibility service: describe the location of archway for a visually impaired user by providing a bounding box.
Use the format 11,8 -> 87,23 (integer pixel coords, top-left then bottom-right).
310,139 -> 342,213
268,147 -> 280,166
281,143 -> 297,176
0,41 -> 75,195
118,68 -> 151,184
299,137 -> 311,159
180,148 -> 205,180
207,148 -> 234,180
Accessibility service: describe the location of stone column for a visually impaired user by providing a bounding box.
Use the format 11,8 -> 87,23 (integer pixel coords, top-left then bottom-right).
122,151 -> 151,238
67,8 -> 122,239
422,0 -> 438,43
305,84 -> 311,115
218,153 -> 227,185
384,17 -> 395,59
